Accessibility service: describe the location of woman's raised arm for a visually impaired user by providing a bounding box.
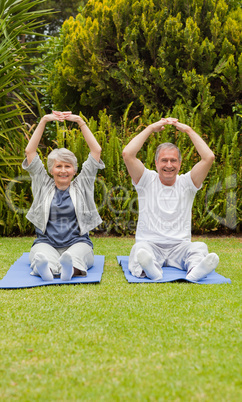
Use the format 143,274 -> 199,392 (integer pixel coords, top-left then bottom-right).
25,112 -> 71,165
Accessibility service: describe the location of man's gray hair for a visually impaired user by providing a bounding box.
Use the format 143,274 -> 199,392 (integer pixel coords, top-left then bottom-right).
47,148 -> 78,174
155,142 -> 182,162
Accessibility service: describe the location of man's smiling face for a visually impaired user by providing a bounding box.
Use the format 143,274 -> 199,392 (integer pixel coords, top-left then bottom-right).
155,148 -> 181,186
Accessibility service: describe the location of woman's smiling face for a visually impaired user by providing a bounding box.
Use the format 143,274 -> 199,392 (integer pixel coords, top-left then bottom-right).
51,160 -> 76,190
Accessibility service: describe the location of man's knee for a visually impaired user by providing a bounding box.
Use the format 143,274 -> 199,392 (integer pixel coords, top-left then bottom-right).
190,241 -> 208,255
131,241 -> 153,255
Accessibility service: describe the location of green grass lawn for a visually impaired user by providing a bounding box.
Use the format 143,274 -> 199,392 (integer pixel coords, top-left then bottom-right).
0,236 -> 241,401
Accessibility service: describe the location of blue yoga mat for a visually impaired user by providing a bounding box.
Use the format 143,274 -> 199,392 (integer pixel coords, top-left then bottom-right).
0,253 -> 105,289
117,256 -> 231,284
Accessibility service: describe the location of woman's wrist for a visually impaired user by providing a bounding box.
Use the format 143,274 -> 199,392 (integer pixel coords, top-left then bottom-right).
40,116 -> 48,124
79,119 -> 86,128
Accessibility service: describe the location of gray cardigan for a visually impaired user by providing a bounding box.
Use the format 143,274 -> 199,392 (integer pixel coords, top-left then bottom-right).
22,153 -> 105,235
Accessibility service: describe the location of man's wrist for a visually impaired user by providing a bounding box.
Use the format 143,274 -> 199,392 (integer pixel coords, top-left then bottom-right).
185,126 -> 195,136
148,123 -> 157,133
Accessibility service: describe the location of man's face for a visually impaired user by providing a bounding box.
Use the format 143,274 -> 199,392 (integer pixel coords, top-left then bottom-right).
155,148 -> 181,186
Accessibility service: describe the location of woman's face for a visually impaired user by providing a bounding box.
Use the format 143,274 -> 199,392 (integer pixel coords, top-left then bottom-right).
51,160 -> 76,190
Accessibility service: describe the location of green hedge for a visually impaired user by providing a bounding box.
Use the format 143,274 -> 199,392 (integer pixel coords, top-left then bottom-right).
0,105 -> 241,236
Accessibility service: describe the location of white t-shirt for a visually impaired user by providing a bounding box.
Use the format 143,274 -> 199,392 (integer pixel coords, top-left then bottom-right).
134,168 -> 200,246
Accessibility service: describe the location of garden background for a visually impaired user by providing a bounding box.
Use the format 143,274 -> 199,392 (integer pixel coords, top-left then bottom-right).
0,0 -> 241,237
0,2 -> 241,401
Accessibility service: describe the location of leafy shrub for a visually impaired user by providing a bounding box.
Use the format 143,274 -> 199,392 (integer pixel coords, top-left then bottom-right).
46,0 -> 242,123
1,105 -> 240,236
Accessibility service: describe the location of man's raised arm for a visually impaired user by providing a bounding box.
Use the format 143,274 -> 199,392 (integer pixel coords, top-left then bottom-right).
172,122 -> 215,188
122,118 -> 176,184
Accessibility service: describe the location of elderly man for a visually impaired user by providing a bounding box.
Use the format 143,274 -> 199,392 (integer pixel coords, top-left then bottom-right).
122,118 -> 219,281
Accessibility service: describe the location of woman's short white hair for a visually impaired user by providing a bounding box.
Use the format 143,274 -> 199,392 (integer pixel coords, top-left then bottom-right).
47,148 -> 78,174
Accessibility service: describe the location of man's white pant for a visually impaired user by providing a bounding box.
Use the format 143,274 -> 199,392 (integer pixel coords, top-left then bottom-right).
29,242 -> 94,277
129,241 -> 208,278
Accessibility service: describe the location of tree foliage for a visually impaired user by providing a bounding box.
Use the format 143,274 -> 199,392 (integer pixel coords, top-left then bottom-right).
0,0 -> 241,235
31,0 -> 88,36
46,0 -> 242,121
0,0 -> 48,128
0,0 -> 50,191
2,104 -> 240,236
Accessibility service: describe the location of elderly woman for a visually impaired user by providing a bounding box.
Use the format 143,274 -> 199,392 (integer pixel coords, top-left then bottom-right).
22,111 -> 104,281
